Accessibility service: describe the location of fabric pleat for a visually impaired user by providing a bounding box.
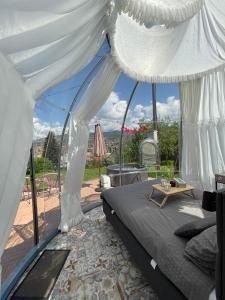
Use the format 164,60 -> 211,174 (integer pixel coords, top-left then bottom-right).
117,0 -> 204,27
0,53 -> 34,289
109,0 -> 225,83
180,70 -> 225,191
60,56 -> 120,232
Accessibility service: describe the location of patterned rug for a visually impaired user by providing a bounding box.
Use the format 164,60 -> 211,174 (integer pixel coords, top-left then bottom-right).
48,206 -> 159,300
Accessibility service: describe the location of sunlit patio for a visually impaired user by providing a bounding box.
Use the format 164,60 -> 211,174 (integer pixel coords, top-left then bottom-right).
2,179 -> 101,283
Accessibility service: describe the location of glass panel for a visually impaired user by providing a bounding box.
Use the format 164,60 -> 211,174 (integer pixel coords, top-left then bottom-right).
84,75 -> 137,189
155,120 -> 180,179
1,172 -> 34,284
81,124 -> 104,208
34,98 -> 67,241
60,126 -> 69,194
120,81 -> 181,181
1,39 -> 110,290
149,83 -> 181,179
81,74 -> 134,204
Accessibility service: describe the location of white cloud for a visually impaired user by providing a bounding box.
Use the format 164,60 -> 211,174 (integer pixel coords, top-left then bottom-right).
33,117 -> 63,140
134,104 -> 145,119
90,92 -> 180,132
90,92 -> 127,132
34,93 -> 180,137
97,92 -> 127,120
156,96 -> 180,121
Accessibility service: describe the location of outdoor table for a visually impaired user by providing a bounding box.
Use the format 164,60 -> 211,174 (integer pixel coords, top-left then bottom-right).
149,184 -> 196,208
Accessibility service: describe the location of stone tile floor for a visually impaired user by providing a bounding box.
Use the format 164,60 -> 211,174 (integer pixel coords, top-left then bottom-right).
48,206 -> 159,300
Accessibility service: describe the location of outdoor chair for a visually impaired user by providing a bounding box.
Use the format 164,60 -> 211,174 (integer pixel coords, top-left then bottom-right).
22,185 -> 32,204
22,178 -> 32,204
44,175 -> 59,195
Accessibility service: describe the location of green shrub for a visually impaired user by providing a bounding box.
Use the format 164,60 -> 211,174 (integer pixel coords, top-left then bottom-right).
35,157 -> 53,173
42,131 -> 60,168
26,160 -> 31,175
161,160 -> 174,167
83,166 -> 106,181
148,165 -> 175,180
102,155 -> 116,167
158,122 -> 179,166
123,131 -> 146,163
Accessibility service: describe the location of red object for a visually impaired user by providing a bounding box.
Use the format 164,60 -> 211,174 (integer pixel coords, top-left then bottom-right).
122,126 -> 147,134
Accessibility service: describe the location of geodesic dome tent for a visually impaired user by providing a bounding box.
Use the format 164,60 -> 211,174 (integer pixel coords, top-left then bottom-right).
1,0 -> 225,289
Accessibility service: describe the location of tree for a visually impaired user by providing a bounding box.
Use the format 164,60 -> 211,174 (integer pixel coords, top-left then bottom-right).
35,157 -> 53,173
123,129 -> 147,163
123,121 -> 179,167
158,121 -> 179,164
42,131 -> 60,168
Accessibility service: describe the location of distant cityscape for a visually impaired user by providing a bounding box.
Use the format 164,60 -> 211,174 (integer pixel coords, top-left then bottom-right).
33,131 -> 121,163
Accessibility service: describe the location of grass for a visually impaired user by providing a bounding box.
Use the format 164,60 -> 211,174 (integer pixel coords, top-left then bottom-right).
84,167 -> 106,182
26,167 -> 106,185
36,181 -> 49,190
84,163 -> 178,182
26,162 -> 178,185
148,165 -> 176,179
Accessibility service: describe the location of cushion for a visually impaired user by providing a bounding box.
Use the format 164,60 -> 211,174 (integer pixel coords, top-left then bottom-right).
184,225 -> 218,276
215,192 -> 225,300
174,213 -> 216,238
202,191 -> 217,212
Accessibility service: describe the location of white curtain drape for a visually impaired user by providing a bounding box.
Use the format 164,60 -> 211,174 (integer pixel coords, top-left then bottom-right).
0,53 -> 34,290
0,0 -> 109,288
116,0 -> 204,27
180,69 -> 225,191
110,0 -> 225,83
60,55 -> 120,232
0,0 -> 109,98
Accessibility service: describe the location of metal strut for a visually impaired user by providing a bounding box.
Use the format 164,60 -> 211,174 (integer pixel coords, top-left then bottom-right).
152,83 -> 157,131
119,81 -> 139,186
58,56 -> 106,194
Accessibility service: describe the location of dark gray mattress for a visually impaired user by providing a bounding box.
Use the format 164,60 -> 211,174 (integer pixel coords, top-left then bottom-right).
101,180 -> 215,300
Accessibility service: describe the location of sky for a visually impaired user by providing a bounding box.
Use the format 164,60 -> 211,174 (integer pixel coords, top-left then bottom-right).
33,40 -> 180,140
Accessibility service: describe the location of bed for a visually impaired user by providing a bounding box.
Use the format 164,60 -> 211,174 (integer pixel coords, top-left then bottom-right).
101,180 -> 225,300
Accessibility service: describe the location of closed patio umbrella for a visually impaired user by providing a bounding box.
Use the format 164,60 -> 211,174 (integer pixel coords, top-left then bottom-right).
93,122 -> 107,187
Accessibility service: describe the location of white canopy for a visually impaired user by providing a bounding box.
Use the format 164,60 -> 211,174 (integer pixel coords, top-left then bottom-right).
116,0 -> 204,27
0,0 -> 225,289
110,0 -> 225,82
0,0 -> 108,98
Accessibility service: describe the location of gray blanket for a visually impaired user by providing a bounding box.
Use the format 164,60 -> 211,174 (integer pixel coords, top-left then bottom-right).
102,180 -> 215,300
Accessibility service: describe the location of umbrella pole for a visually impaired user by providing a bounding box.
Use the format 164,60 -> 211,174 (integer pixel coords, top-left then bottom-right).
98,159 -> 101,187
95,158 -> 102,192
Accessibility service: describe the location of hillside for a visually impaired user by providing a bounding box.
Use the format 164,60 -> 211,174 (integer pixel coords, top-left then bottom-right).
34,130 -> 121,146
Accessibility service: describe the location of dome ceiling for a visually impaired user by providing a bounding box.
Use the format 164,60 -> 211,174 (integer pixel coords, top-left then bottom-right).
109,0 -> 225,83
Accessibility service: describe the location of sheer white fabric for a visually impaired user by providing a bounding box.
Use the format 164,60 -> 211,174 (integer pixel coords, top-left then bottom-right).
110,0 -> 225,83
117,0 -> 204,27
180,70 -> 225,191
0,0 -> 109,287
0,53 -> 34,288
60,56 -> 120,232
0,0 -> 108,98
